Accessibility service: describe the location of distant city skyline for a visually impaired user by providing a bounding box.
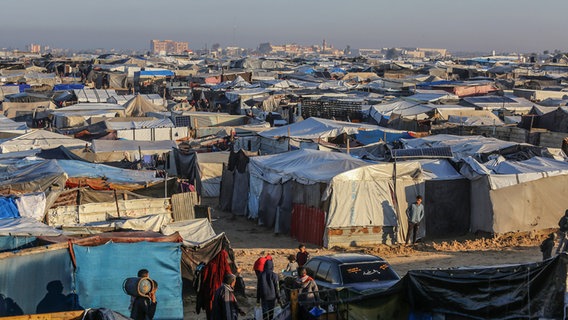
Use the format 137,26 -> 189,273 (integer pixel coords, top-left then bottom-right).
2,0 -> 568,53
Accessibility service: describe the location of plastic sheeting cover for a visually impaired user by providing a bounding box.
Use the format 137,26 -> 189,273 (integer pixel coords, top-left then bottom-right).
259,117 -> 380,139
403,254 -> 567,319
0,248 -> 74,315
0,217 -> 62,236
57,160 -> 161,185
249,149 -> 370,185
161,218 -> 217,247
73,241 -> 183,320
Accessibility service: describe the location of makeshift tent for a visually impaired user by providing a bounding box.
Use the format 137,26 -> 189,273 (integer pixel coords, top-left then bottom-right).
259,117 -> 380,140
401,134 -> 548,162
324,162 -> 424,247
91,139 -> 176,159
462,156 -> 568,234
123,94 -> 166,117
196,152 -> 230,197
0,159 -> 67,195
0,130 -> 87,153
219,149 -> 255,215
369,100 -> 432,124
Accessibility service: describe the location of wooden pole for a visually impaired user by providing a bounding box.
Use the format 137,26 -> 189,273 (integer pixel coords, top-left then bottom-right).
288,127 -> 291,151
114,189 -> 121,218
290,289 -> 299,320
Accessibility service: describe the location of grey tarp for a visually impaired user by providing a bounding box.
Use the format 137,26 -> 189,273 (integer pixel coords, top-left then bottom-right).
0,160 -> 66,195
219,165 -> 234,212
258,181 -> 281,227
231,170 -> 249,216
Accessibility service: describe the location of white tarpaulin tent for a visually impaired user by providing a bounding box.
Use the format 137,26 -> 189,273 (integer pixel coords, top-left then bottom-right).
196,152 -> 229,198
323,162 -> 424,246
369,100 -> 434,122
0,130 -> 87,153
123,94 -> 166,117
258,117 -> 380,139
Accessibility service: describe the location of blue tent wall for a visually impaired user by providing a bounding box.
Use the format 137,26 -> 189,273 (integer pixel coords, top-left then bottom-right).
73,241 -> 183,320
355,129 -> 413,144
0,248 -> 74,315
0,236 -> 36,252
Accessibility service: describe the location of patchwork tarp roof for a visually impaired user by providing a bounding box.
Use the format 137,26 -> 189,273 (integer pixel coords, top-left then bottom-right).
56,160 -> 162,185
401,134 -> 534,161
369,100 -> 433,121
0,130 -> 87,153
259,117 -> 380,139
249,148 -> 370,185
0,159 -> 67,194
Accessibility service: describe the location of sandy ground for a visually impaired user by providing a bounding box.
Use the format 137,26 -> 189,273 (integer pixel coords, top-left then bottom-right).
185,201 -> 548,319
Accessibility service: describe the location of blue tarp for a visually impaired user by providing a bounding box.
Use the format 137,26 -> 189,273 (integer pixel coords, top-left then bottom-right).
0,236 -> 36,252
138,70 -> 174,77
0,197 -> 20,219
0,248 -> 74,315
356,129 -> 413,144
53,84 -> 85,91
73,241 -> 183,320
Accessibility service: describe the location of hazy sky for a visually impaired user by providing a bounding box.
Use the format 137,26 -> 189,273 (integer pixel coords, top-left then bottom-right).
2,0 -> 567,53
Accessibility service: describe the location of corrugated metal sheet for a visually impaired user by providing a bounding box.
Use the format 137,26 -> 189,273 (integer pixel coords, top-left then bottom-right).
171,191 -> 199,221
291,204 -> 325,247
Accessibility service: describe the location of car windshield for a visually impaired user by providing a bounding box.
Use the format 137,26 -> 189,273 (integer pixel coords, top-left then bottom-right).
340,262 -> 399,284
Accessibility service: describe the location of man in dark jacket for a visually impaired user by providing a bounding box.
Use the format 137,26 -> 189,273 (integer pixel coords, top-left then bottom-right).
556,210 -> 568,254
212,274 -> 245,320
257,260 -> 280,320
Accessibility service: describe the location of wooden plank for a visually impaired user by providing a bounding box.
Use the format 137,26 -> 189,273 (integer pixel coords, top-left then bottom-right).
0,311 -> 83,320
171,192 -> 199,222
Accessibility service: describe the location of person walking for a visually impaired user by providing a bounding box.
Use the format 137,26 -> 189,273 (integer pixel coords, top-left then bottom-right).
405,195 -> 424,245
212,274 -> 246,320
296,245 -> 310,267
257,260 -> 280,320
556,210 -> 568,254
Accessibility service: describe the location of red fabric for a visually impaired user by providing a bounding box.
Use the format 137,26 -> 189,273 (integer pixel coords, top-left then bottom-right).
253,255 -> 273,273
199,249 -> 232,319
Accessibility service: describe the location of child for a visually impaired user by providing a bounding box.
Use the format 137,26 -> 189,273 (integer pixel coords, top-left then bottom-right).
540,233 -> 555,260
296,244 -> 310,267
284,254 -> 299,273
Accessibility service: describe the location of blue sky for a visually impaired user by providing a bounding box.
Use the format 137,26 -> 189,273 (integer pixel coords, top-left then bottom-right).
1,0 -> 567,53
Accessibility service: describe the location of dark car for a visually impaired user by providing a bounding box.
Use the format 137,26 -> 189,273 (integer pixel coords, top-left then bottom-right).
283,253 -> 400,297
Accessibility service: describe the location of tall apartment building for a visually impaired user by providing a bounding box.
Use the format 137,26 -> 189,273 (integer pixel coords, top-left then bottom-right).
28,44 -> 41,54
150,40 -> 189,55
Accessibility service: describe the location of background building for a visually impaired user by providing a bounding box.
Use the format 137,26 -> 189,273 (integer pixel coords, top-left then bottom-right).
150,40 -> 189,55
